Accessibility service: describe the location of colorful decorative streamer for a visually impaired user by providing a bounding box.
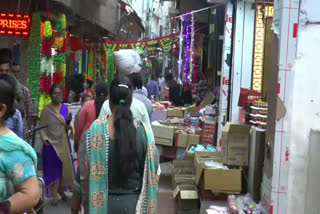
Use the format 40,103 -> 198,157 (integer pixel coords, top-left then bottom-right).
27,12 -> 41,100
177,16 -> 185,84
106,46 -> 116,87
86,48 -> 94,81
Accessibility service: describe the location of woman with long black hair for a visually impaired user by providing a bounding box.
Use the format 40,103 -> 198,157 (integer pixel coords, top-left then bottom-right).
74,80 -> 108,152
72,75 -> 159,214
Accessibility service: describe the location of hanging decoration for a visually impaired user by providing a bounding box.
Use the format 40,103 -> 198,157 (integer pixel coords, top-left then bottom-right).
86,47 -> 94,81
27,12 -> 41,100
106,45 -> 116,87
39,19 -> 54,114
184,13 -> 191,84
189,13 -> 195,84
105,34 -> 176,56
39,94 -> 51,117
177,16 -> 184,84
53,14 -> 67,85
191,13 -> 197,94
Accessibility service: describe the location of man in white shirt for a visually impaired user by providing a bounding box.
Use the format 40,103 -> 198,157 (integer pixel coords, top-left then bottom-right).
98,97 -> 151,128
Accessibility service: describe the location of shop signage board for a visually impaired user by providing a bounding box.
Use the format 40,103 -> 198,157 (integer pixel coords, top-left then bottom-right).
0,13 -> 31,36
217,1 -> 233,149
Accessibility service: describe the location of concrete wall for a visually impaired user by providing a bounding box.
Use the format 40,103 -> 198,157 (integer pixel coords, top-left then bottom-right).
53,0 -> 118,35
287,0 -> 320,213
262,0 -> 300,213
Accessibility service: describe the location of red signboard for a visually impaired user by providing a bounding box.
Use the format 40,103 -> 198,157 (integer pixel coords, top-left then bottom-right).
0,13 -> 31,36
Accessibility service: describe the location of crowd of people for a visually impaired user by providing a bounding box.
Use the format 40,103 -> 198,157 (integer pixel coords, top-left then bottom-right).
0,48 -> 163,214
0,44 -> 199,213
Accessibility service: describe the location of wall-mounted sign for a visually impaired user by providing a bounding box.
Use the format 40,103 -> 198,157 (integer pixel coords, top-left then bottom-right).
0,13 -> 31,36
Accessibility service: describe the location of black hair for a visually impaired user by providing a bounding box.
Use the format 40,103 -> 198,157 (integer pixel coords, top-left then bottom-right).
151,74 -> 155,80
128,73 -> 143,89
0,56 -> 12,68
49,84 -> 62,98
80,93 -> 91,103
94,80 -> 108,119
0,48 -> 12,60
0,74 -> 16,121
165,72 -> 174,82
109,75 -> 137,178
86,80 -> 93,88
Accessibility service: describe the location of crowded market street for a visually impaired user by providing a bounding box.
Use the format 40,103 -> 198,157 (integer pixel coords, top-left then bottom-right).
0,0 -> 319,214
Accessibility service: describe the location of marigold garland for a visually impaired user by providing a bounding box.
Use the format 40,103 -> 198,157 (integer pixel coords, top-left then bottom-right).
27,12 -> 41,100
39,94 -> 51,116
53,37 -> 64,51
43,21 -> 53,39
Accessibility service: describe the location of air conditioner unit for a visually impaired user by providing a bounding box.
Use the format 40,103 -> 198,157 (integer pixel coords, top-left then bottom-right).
206,0 -> 228,4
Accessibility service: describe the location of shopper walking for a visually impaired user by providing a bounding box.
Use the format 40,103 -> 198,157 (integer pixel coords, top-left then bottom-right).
74,80 -> 108,152
39,84 -> 75,205
0,73 -> 39,213
72,75 -> 159,214
74,93 -> 92,131
146,74 -> 160,100
129,72 -> 153,117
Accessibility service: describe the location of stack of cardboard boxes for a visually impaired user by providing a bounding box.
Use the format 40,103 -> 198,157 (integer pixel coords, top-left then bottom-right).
171,122 -> 252,213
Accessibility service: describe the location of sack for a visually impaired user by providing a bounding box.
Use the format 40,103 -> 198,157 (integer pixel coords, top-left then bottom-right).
114,49 -> 142,75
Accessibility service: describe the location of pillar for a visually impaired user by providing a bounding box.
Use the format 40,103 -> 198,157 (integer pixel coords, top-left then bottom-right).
262,0 -> 300,213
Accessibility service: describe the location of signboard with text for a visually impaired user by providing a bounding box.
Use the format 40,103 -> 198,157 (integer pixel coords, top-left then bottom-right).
0,13 -> 31,36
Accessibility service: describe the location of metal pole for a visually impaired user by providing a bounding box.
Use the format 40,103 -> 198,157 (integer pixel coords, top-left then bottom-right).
172,4 -> 224,19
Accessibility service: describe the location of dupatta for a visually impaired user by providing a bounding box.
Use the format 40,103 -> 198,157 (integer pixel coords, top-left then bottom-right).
80,117 -> 159,214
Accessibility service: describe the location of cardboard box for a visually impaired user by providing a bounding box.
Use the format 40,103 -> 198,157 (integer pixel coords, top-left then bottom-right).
151,109 -> 167,122
173,184 -> 199,211
167,108 -> 185,118
172,160 -> 195,188
155,137 -> 173,146
194,152 -> 241,194
185,143 -> 200,160
175,132 -> 200,148
152,122 -> 176,146
222,123 -> 251,166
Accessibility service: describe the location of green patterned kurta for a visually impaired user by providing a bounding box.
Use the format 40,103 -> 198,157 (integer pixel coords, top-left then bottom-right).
74,117 -> 159,214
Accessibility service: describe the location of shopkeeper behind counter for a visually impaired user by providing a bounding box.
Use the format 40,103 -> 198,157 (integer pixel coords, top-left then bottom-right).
164,73 -> 192,107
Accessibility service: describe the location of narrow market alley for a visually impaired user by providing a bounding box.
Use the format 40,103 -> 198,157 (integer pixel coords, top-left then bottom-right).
0,0 -> 319,214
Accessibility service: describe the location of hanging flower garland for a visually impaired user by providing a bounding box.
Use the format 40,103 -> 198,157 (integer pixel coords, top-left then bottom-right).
53,14 -> 67,85
27,12 -> 41,100
105,44 -> 116,87
159,38 -> 172,53
39,20 -> 54,114
39,94 -> 51,117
